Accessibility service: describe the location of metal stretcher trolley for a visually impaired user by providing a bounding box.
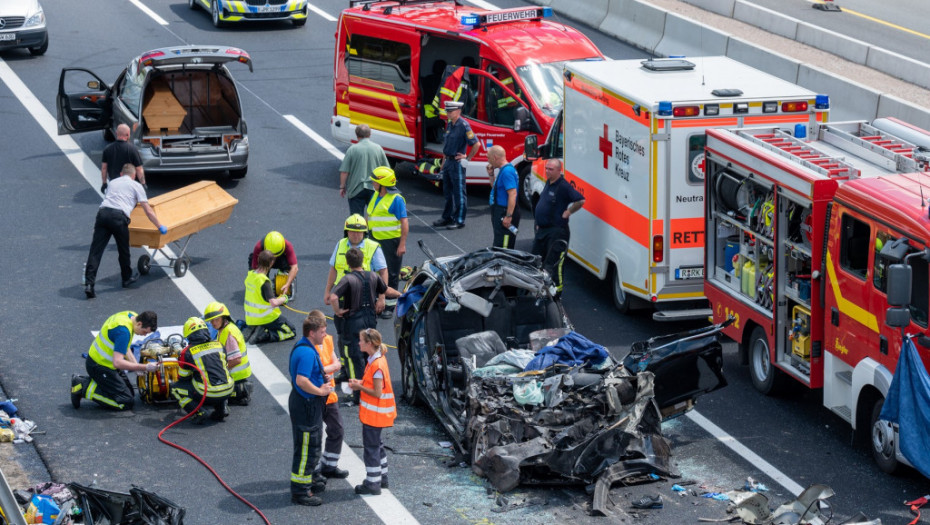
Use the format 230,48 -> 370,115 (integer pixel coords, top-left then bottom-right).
129,181 -> 238,277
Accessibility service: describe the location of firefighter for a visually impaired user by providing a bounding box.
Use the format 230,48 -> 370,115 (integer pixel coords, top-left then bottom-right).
71,310 -> 159,411
365,167 -> 408,318
532,158 -> 585,298
244,250 -> 297,344
171,317 -> 235,423
250,231 -> 298,298
487,64 -> 521,125
425,59 -> 474,121
203,302 -> 252,406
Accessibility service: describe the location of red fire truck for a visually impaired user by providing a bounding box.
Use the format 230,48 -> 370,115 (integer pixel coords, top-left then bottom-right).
704,118 -> 930,473
330,0 -> 602,201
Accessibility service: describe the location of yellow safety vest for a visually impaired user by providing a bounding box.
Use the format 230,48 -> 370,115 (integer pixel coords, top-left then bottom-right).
88,311 -> 136,370
244,271 -> 281,326
366,193 -> 402,240
178,341 -> 234,398
218,322 -> 250,381
334,238 -> 380,285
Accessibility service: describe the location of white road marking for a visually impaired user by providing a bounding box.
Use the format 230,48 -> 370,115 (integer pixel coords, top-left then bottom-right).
308,3 -> 337,22
128,0 -> 169,25
0,59 -> 417,524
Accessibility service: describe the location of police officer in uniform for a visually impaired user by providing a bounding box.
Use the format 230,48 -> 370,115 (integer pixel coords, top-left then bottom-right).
171,317 -> 235,423
204,302 -> 252,406
365,167 -> 408,318
532,159 -> 585,298
71,310 -> 159,411
432,101 -> 479,230
244,250 -> 296,344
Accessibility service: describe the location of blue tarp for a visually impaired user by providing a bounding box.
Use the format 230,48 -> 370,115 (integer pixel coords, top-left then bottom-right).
396,285 -> 427,318
880,337 -> 930,478
524,331 -> 609,371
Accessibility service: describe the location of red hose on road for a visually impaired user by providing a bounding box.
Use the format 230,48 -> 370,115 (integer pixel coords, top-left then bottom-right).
156,360 -> 271,525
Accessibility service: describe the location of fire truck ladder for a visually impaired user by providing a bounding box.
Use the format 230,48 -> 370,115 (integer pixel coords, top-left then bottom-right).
820,122 -> 923,173
737,128 -> 858,179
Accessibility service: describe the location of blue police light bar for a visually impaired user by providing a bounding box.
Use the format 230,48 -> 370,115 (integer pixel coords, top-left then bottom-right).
658,101 -> 673,116
815,94 -> 830,109
462,7 -> 550,27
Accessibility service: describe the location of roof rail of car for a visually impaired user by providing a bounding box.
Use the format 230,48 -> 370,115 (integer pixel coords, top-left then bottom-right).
349,0 -> 462,11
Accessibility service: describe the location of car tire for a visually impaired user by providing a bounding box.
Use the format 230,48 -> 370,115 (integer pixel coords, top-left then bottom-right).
28,36 -> 48,56
611,265 -> 633,314
870,397 -> 904,474
470,430 -> 489,476
211,0 -> 225,27
229,167 -> 247,179
188,0 -> 198,9
518,164 -> 534,212
748,326 -> 784,395
293,17 -> 307,27
401,355 -> 422,407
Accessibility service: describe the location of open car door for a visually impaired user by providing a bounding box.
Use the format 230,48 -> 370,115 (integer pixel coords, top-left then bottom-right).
57,68 -> 111,135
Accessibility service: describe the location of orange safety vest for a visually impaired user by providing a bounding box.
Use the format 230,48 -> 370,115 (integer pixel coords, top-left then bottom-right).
319,335 -> 338,405
358,353 -> 396,428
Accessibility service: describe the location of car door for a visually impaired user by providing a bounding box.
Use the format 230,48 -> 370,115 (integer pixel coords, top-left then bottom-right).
57,68 -> 111,135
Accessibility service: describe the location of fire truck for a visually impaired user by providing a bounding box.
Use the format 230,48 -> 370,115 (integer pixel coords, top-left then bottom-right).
525,57 -> 825,320
330,0 -> 602,198
704,118 -> 930,473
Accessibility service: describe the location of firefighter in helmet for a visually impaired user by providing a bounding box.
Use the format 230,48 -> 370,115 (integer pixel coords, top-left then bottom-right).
204,302 -> 252,406
171,317 -> 235,423
250,231 -> 299,298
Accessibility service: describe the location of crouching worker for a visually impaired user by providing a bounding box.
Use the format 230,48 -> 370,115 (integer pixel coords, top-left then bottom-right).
171,317 -> 235,423
71,310 -> 159,411
244,250 -> 296,344
204,302 -> 252,406
349,328 -> 396,495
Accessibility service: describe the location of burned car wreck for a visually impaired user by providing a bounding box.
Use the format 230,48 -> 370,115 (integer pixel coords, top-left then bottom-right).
395,244 -> 730,506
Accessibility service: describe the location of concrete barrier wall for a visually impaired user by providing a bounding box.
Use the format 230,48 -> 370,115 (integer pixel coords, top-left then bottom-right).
679,0 -> 734,17
877,95 -> 930,131
599,0 -> 667,54
654,13 -> 730,57
732,2 -> 797,40
725,37 -> 800,84
795,22 -> 869,64
550,0 -> 609,28
867,47 -> 930,91
797,64 -> 880,121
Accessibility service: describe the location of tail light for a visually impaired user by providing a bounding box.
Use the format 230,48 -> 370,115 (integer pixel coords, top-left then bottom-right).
782,101 -> 809,112
652,235 -> 664,263
673,106 -> 700,117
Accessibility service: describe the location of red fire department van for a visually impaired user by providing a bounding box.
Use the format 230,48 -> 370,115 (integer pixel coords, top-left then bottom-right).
330,0 -> 602,200
704,118 -> 930,474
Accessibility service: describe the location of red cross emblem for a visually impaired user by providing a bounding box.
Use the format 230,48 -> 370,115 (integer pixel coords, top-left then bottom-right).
598,124 -> 611,169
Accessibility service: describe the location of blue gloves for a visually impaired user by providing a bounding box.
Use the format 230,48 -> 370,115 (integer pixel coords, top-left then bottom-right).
159,225 -> 168,235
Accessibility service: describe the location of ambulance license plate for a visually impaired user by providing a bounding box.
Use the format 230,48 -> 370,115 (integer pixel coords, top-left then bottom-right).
0,33 -> 16,41
676,266 -> 704,280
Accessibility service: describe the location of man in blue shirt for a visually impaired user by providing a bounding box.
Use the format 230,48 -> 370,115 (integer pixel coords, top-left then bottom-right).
432,101 -> 479,230
532,159 -> 585,298
288,315 -> 334,506
486,145 -> 520,249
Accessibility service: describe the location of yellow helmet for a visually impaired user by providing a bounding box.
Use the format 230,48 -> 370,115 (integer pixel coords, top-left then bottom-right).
370,166 -> 396,188
263,231 -> 286,257
203,302 -> 230,322
344,214 -> 368,232
183,317 -> 208,338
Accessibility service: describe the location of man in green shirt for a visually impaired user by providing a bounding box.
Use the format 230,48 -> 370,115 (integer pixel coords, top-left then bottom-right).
338,124 -> 389,216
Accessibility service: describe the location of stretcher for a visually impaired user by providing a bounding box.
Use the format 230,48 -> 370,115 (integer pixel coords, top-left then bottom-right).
128,181 -> 238,277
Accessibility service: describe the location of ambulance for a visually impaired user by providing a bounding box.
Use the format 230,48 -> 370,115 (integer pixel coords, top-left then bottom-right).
703,118 -> 930,474
525,57 -> 826,320
330,0 -> 602,198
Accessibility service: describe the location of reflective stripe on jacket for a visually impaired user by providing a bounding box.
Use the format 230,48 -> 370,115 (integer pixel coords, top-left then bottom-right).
359,354 -> 396,428
320,336 -> 338,405
179,341 -> 234,398
334,237 -> 380,285
244,271 -> 280,326
219,322 -> 251,381
88,311 -> 137,369
366,193 -> 402,240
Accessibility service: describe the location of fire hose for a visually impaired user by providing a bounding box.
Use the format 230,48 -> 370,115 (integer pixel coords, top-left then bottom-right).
155,360 -> 271,525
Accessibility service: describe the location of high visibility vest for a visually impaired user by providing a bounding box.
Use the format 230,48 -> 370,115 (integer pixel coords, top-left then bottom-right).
218,322 -> 251,381
179,341 -> 234,398
496,75 -> 519,108
244,271 -> 280,326
366,193 -> 402,240
333,238 -> 380,285
319,335 -> 338,405
359,354 -> 396,428
427,66 -> 467,119
88,311 -> 136,370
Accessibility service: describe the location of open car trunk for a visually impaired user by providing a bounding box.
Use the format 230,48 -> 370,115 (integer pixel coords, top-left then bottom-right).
141,69 -> 242,146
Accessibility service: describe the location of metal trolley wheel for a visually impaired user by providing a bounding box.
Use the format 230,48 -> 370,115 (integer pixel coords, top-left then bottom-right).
173,256 -> 191,277
138,255 -> 152,275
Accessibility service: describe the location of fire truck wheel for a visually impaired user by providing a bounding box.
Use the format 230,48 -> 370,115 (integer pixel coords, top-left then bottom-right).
748,326 -> 783,395
611,267 -> 632,314
518,165 -> 534,211
870,397 -> 903,474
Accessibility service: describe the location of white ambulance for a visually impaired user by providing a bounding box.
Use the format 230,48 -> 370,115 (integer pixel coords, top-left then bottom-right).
525,57 -> 827,320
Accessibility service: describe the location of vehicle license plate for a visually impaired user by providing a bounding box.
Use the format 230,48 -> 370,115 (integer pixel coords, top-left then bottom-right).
257,5 -> 278,12
0,33 -> 16,42
676,266 -> 704,279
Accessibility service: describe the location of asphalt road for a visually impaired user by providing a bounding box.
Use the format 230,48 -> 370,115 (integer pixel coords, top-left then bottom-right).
0,0 -> 927,524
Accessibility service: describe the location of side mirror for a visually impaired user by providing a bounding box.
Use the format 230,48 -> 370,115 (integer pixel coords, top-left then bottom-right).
880,237 -> 910,263
514,106 -> 531,132
87,80 -> 100,90
886,307 -> 911,328
886,264 -> 912,306
524,135 -> 539,162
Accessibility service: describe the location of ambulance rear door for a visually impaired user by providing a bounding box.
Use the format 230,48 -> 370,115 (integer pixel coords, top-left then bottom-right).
337,18 -> 420,160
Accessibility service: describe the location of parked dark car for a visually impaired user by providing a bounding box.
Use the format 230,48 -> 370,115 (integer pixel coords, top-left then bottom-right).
56,46 -> 252,179
395,244 -> 729,499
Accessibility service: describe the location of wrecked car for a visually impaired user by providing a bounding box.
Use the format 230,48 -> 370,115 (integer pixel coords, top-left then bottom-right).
395,243 -> 730,497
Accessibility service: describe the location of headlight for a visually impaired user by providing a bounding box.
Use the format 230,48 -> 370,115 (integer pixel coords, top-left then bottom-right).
25,8 -> 45,28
